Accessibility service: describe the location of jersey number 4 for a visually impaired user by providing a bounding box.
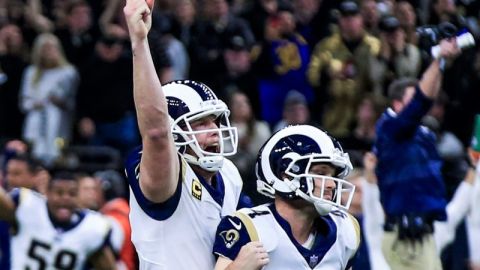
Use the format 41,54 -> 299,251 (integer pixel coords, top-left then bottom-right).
27,239 -> 78,270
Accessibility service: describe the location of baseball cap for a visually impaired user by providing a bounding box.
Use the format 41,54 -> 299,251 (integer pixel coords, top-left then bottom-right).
379,15 -> 401,32
338,0 -> 360,16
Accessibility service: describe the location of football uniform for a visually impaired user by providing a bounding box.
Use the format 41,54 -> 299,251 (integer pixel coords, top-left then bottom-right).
126,148 -> 243,270
213,204 -> 360,269
11,188 -> 111,270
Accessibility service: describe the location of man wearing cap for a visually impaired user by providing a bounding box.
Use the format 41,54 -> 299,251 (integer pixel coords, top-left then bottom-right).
308,0 -> 380,140
369,15 -> 421,96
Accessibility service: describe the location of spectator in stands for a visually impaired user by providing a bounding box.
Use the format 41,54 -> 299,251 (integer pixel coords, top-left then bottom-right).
76,174 -> 101,210
208,35 -> 259,111
0,24 -> 28,141
361,0 -> 381,36
54,0 -> 99,70
308,0 -> 380,139
189,0 -> 255,91
374,38 -> 460,269
171,0 -> 196,48
227,90 -> 271,204
20,33 -> 79,166
341,93 -> 384,152
76,32 -> 138,155
256,7 -> 314,126
273,90 -> 312,132
369,15 -> 421,97
395,0 -> 418,45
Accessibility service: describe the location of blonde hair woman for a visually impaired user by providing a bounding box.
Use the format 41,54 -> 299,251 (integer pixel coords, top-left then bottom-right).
20,33 -> 79,166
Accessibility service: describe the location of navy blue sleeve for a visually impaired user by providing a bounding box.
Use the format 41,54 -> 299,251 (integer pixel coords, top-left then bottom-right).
213,215 -> 253,260
125,146 -> 182,221
380,86 -> 433,141
236,192 -> 253,210
9,188 -> 21,207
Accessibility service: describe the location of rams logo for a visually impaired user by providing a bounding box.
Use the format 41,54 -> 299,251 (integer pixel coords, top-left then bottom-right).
192,179 -> 202,200
220,229 -> 240,248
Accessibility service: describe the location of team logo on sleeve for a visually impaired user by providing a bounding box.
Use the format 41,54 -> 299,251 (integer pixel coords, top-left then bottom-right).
219,229 -> 240,249
192,179 -> 202,200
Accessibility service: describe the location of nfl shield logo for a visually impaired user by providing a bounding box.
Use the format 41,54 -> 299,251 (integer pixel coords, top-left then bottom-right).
309,255 -> 319,267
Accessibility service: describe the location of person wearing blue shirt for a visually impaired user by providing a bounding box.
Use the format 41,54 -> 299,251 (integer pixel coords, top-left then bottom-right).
374,38 -> 461,270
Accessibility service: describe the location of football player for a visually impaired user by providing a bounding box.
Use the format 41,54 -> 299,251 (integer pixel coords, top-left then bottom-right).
123,0 -> 246,269
0,172 -> 116,269
213,125 -> 360,269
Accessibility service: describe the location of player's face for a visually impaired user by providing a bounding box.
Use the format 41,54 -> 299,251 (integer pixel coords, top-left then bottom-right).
6,160 -> 35,189
47,180 -> 78,223
309,163 -> 337,201
188,114 -> 220,154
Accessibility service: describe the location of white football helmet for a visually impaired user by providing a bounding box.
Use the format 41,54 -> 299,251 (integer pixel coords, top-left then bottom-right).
163,80 -> 238,172
256,125 -> 355,215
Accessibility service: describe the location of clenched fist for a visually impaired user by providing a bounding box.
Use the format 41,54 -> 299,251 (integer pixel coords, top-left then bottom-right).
124,0 -> 154,44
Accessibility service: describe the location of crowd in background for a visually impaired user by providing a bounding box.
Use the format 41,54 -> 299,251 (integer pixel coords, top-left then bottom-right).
0,0 -> 480,269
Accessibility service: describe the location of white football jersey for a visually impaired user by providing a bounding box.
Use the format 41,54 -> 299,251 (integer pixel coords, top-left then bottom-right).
126,150 -> 243,270
11,188 -> 111,270
214,204 -> 360,270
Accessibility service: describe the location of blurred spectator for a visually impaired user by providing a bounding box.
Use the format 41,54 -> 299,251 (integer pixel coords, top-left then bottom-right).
54,0 -> 99,70
227,91 -> 271,204
273,90 -> 312,132
76,174 -> 101,210
99,0 -> 129,40
0,24 -> 28,141
374,37 -> 460,270
20,33 -> 79,166
189,0 -> 255,92
341,93 -> 385,152
95,170 -> 137,270
369,15 -> 421,96
361,0 -> 381,36
308,0 -> 380,139
170,0 -> 196,48
240,0 -> 282,42
76,32 -> 138,155
256,8 -> 314,126
209,35 -> 259,112
395,0 -> 419,45
293,0 -> 334,48
146,27 -> 174,83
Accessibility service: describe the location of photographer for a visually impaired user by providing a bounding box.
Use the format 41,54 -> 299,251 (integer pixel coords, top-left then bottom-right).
373,36 -> 461,269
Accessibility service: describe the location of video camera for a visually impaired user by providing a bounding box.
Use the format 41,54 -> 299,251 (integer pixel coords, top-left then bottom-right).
417,22 -> 475,59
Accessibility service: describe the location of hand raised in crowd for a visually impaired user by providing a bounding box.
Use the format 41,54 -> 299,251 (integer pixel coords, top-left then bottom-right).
123,0 -> 154,44
228,242 -> 269,270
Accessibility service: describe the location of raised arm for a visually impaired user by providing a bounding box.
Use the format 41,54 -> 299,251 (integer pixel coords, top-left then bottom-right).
124,0 -> 179,203
418,38 -> 460,99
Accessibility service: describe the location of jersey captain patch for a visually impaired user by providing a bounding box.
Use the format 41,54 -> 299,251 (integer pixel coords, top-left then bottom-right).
192,179 -> 202,200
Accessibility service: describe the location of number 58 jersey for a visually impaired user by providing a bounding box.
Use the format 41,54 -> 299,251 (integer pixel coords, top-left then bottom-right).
11,189 -> 111,270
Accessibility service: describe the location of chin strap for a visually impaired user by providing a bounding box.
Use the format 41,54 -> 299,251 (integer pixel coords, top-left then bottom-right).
283,177 -> 334,216
183,153 -> 224,172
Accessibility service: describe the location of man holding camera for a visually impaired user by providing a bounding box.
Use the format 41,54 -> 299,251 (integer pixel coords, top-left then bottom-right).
374,35 -> 461,269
